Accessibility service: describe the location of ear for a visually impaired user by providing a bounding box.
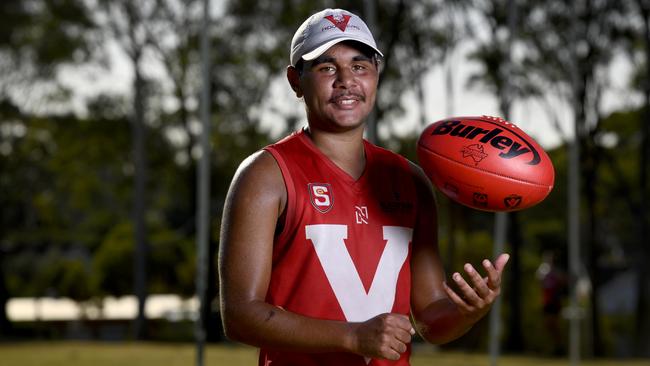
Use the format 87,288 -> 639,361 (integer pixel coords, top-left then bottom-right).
286,65 -> 303,98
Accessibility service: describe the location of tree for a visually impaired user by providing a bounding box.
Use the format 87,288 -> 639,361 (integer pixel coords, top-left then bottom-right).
630,0 -> 650,356
94,0 -> 159,339
0,0 -> 95,336
522,0 -> 631,356
465,0 -> 541,352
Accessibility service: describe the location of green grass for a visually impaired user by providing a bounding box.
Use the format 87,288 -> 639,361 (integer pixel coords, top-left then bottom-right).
0,342 -> 647,366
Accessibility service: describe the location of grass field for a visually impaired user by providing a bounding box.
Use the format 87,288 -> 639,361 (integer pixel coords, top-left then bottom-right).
0,342 -> 648,366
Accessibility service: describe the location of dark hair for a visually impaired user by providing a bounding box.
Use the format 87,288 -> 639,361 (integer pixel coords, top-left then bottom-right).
295,59 -> 306,75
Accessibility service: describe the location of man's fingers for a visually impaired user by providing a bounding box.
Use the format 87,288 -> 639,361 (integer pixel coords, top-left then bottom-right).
453,271 -> 486,305
441,256 -> 510,323
359,313 -> 412,360
443,280 -> 470,311
482,259 -> 500,290
386,314 -> 413,348
483,254 -> 509,290
464,263 -> 490,298
494,253 -> 510,272
385,348 -> 401,361
391,314 -> 415,335
393,327 -> 412,344
391,339 -> 408,354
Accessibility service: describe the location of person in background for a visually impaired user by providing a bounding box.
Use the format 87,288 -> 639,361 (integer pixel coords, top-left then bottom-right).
536,250 -> 567,355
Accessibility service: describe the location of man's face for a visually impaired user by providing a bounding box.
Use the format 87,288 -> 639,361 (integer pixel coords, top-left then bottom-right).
296,42 -> 379,133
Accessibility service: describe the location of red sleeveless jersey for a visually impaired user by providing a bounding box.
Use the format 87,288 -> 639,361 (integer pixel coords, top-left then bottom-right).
261,130 -> 419,366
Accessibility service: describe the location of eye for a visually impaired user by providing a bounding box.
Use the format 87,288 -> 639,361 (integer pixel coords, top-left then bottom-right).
317,65 -> 336,74
352,61 -> 374,73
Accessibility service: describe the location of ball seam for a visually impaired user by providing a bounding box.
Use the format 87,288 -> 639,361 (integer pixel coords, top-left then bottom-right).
419,145 -> 552,188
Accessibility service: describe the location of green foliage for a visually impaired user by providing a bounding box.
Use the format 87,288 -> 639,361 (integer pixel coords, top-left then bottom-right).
148,226 -> 195,297
91,220 -> 197,298
0,0 -> 94,65
92,222 -> 134,297
0,105 -> 197,302
58,259 -> 93,302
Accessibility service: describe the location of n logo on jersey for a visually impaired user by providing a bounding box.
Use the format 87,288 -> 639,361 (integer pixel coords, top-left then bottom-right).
308,183 -> 333,213
355,206 -> 369,224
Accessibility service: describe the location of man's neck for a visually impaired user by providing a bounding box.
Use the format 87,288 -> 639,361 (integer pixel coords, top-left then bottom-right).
305,126 -> 367,180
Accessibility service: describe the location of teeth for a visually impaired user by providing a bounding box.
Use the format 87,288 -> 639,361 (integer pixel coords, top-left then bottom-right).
340,100 -> 355,105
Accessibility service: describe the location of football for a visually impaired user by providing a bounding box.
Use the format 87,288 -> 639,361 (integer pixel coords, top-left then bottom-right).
416,115 -> 555,212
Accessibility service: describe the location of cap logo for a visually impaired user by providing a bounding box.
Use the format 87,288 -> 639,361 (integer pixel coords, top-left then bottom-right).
325,14 -> 351,31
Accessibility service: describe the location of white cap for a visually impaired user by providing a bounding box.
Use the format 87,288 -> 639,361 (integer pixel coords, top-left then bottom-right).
290,8 -> 383,67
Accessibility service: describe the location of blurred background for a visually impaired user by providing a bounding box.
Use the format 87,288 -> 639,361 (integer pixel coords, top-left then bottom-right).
1,0 -> 649,364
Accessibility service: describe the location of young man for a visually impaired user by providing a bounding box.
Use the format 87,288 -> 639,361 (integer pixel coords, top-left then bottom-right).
219,8 -> 509,366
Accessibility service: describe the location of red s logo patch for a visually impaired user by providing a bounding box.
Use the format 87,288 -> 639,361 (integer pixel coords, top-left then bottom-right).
309,183 -> 333,213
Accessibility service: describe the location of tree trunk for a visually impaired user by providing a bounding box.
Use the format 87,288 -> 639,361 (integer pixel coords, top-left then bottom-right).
206,236 -> 221,342
505,213 -> 524,351
363,0 -> 378,144
635,0 -> 650,356
574,65 -> 604,357
373,0 -> 406,140
132,51 -> 148,341
0,255 -> 11,337
177,85 -> 198,235
584,130 -> 603,357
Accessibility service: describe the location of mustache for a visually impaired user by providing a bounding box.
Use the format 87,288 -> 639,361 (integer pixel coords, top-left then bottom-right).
329,92 -> 365,103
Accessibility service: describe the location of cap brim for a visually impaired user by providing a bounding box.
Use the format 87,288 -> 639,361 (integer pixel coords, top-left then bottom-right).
300,37 -> 383,63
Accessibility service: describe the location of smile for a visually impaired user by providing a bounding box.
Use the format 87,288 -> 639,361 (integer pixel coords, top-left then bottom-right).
330,94 -> 364,107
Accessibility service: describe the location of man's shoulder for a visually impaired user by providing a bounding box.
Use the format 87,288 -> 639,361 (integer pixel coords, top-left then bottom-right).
232,149 -> 284,190
265,130 -> 305,151
237,130 -> 305,174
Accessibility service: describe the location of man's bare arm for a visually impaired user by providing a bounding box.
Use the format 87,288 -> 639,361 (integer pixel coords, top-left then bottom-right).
408,162 -> 509,344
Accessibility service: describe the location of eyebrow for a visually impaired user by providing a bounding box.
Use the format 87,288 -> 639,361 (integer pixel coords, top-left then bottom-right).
309,54 -> 374,67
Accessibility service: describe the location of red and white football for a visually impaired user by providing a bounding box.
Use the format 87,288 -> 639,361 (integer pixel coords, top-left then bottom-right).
416,115 -> 555,212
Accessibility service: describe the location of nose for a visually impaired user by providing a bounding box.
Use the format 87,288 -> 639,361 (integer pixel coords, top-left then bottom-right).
333,67 -> 357,89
